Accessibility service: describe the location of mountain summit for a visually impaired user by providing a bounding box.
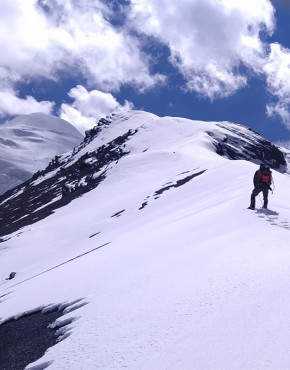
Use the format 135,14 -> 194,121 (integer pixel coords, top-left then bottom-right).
0,113 -> 83,195
1,111 -> 290,370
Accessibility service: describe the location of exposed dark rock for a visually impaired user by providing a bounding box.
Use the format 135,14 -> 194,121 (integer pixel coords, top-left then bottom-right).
208,123 -> 287,171
0,124 -> 138,238
0,309 -> 64,370
111,210 -> 125,218
6,272 -> 16,280
139,201 -> 148,210
139,170 -> 206,209
154,170 -> 207,198
89,232 -> 101,238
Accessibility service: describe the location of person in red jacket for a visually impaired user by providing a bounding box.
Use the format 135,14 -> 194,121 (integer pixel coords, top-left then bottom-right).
248,163 -> 272,210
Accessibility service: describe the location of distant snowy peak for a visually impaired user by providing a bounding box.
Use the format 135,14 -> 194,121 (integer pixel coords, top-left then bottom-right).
0,113 -> 83,195
3,112 -> 82,140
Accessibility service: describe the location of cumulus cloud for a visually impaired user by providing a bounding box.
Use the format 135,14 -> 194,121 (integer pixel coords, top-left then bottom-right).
266,101 -> 290,125
0,0 -> 164,118
129,0 -> 275,100
2,0 -> 290,132
60,85 -> 134,134
0,89 -> 54,117
275,140 -> 290,151
263,43 -> 290,126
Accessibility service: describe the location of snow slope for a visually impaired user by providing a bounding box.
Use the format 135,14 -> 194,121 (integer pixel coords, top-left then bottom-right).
1,111 -> 290,370
0,113 -> 83,195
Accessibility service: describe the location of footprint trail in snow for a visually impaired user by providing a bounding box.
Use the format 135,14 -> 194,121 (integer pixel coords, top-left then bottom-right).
255,209 -> 290,231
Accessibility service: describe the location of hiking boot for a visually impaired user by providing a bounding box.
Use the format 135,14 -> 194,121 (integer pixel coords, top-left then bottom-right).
248,206 -> 255,210
262,205 -> 267,209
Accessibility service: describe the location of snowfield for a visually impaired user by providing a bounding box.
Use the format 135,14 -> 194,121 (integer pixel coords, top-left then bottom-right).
1,111 -> 290,370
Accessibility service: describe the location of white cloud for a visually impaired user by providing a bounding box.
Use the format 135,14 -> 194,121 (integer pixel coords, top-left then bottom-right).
267,112 -> 290,134
275,139 -> 290,150
0,89 -> 54,117
266,102 -> 290,126
0,0 -> 164,93
60,85 -> 134,134
2,0 -> 290,132
263,43 -> 290,126
129,0 -> 275,99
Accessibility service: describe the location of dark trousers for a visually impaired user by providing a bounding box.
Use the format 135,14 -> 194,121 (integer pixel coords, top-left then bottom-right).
250,187 -> 269,207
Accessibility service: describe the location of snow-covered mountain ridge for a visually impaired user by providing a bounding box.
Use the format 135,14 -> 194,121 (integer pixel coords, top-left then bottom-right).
0,111 -> 286,239
1,110 -> 290,370
0,113 -> 83,195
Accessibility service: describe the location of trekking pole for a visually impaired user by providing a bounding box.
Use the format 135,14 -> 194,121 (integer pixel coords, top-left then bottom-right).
271,176 -> 275,194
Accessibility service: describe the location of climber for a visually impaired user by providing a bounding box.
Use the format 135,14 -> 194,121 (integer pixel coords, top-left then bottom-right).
248,163 -> 272,210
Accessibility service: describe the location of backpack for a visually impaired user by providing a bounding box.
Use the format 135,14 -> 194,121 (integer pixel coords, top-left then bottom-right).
259,170 -> 271,186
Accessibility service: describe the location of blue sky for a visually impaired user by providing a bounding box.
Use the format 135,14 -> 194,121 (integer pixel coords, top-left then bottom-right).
1,0 -> 290,144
